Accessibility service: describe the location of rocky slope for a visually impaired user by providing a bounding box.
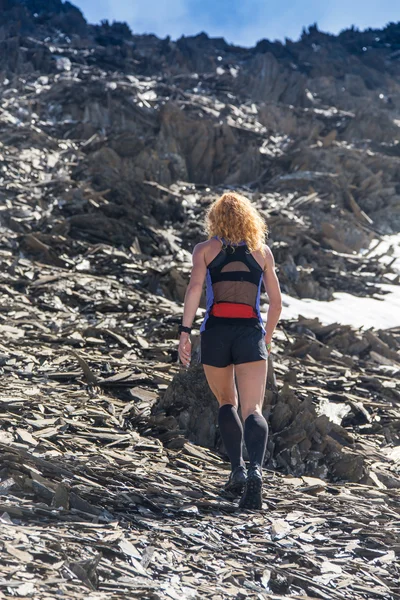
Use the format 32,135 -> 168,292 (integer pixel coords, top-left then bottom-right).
1,1 -> 400,300
0,2 -> 400,598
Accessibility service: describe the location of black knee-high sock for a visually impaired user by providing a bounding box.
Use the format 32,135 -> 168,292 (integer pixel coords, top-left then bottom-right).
244,413 -> 268,468
218,404 -> 245,470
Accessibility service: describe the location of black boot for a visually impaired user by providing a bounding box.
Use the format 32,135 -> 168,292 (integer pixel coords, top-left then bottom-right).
224,465 -> 247,495
239,464 -> 263,509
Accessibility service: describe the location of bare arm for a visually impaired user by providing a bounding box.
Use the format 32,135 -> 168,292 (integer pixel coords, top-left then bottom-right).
262,246 -> 282,344
178,243 -> 207,366
182,243 -> 207,327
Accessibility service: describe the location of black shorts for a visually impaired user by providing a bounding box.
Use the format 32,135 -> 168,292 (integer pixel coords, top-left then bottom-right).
201,325 -> 268,368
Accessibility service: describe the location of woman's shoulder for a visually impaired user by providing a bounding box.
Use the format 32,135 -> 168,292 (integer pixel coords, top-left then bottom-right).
193,237 -> 220,252
193,238 -> 221,265
251,244 -> 274,271
262,244 -> 275,270
263,244 -> 273,259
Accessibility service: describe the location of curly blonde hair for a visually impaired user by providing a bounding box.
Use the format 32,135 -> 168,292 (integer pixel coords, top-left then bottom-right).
205,192 -> 268,252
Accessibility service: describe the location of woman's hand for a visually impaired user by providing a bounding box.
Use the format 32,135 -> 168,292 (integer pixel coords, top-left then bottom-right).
178,333 -> 192,367
265,337 -> 272,356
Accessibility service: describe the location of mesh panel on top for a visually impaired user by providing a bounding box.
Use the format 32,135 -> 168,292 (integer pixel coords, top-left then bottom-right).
212,280 -> 258,306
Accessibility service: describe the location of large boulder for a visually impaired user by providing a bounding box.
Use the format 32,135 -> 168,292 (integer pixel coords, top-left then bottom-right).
153,359 -> 367,482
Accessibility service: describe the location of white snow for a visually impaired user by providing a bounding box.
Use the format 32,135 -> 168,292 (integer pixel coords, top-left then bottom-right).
264,234 -> 400,330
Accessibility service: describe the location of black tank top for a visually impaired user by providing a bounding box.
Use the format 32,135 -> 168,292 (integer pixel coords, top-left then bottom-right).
200,241 -> 265,332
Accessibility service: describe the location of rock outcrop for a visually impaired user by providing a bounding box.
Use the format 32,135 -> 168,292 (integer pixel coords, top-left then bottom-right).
0,5 -> 400,598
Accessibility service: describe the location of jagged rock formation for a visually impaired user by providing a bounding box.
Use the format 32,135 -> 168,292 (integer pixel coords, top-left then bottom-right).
0,0 -> 399,476
0,4 -> 400,598
1,2 -> 400,298
152,318 -> 400,485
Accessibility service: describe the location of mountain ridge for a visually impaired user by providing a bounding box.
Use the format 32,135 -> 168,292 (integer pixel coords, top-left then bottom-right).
0,4 -> 400,598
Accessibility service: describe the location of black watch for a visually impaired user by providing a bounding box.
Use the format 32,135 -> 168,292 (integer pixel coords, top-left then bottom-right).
178,325 -> 192,334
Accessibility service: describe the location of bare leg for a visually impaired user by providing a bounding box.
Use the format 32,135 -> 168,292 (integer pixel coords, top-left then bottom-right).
235,360 -> 267,421
235,360 -> 268,509
203,364 -> 246,488
203,364 -> 237,407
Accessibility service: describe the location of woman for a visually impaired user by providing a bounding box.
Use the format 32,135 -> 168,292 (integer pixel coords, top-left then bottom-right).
178,192 -> 282,509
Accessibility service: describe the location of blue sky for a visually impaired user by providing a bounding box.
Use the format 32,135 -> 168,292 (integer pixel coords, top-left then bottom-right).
73,0 -> 399,47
